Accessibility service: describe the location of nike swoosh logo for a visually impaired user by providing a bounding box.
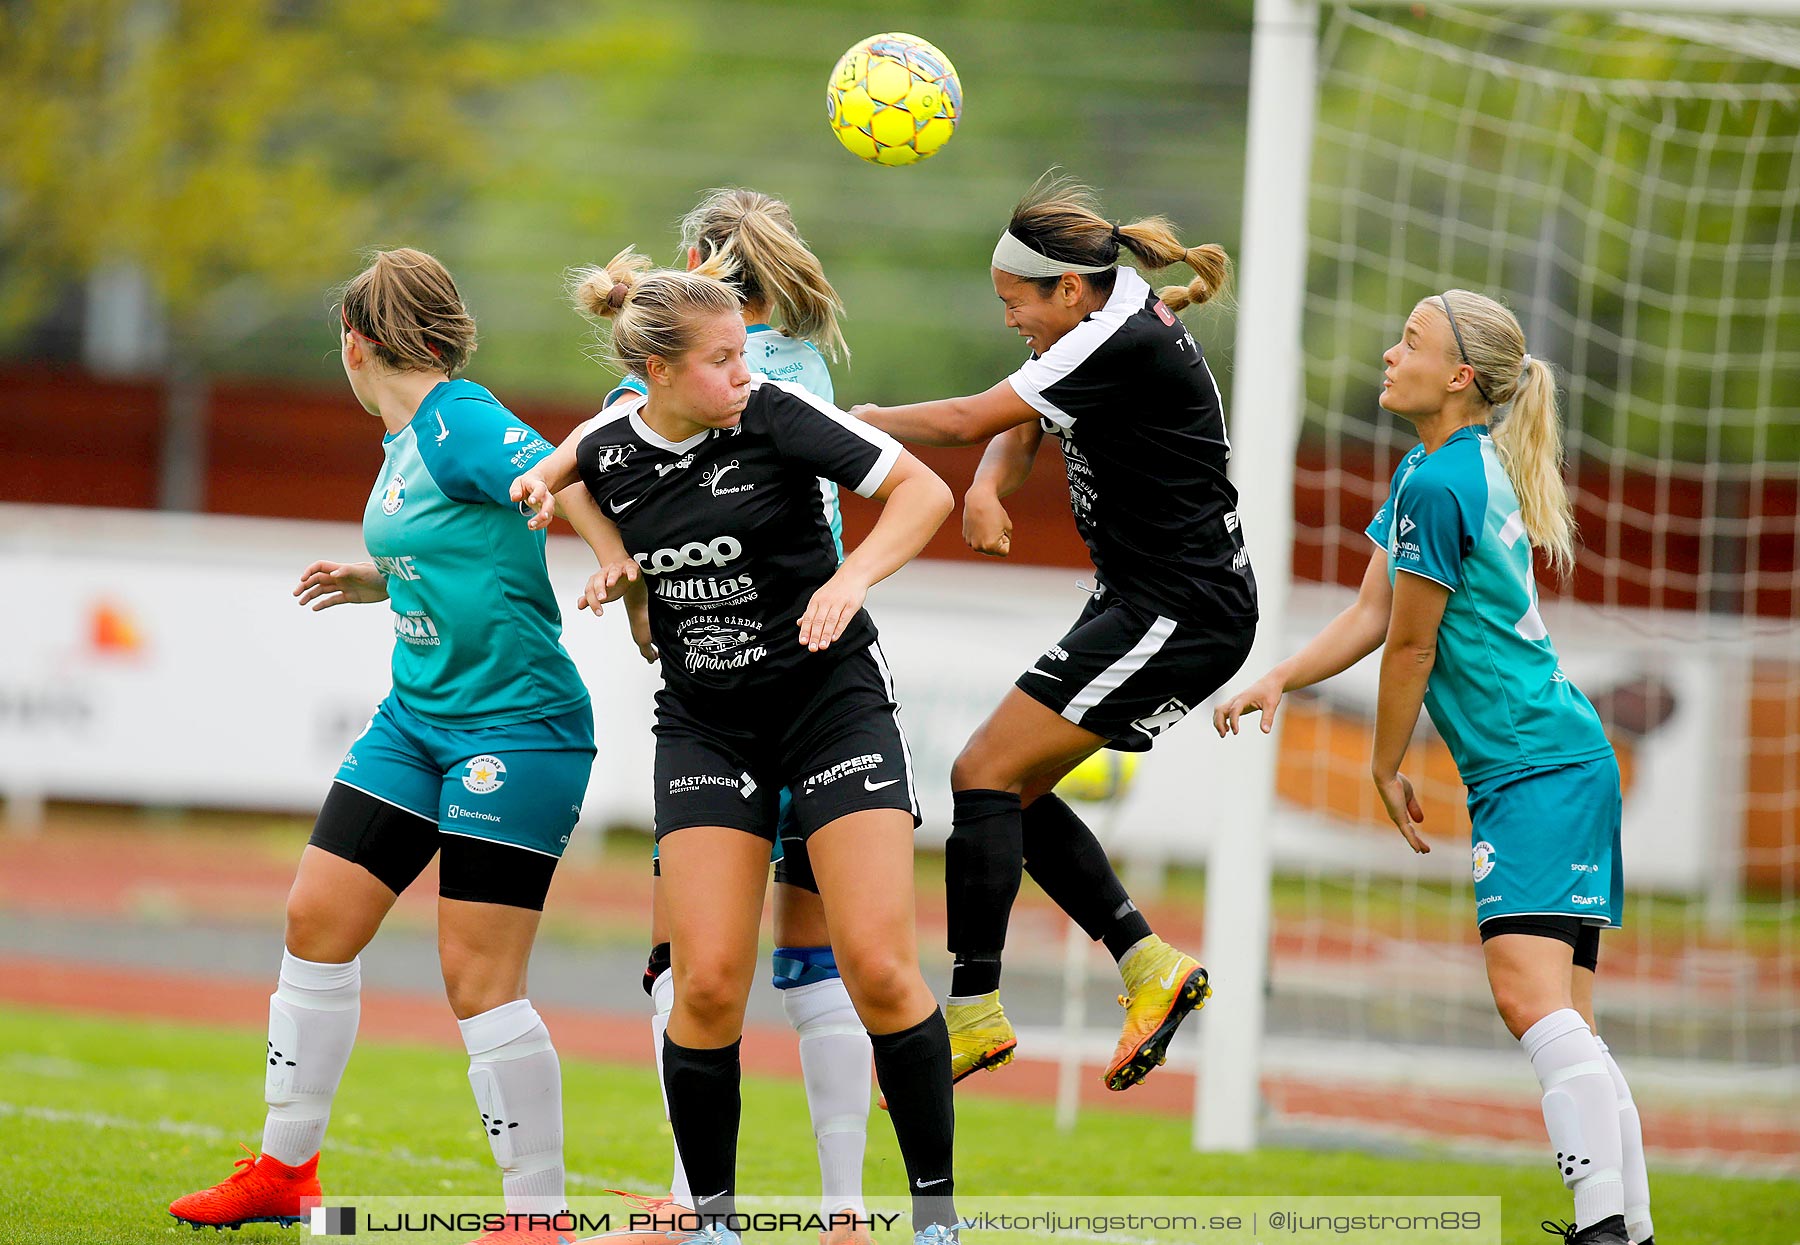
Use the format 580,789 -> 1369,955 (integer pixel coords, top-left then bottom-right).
864,777 -> 900,791
1026,667 -> 1063,681
434,413 -> 450,443
1158,965 -> 1181,990
694,1192 -> 727,1206
608,496 -> 640,515
914,1177 -> 948,1189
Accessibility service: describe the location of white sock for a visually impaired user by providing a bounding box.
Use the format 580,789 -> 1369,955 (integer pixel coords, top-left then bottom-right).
460,999 -> 564,1215
261,950 -> 360,1165
650,968 -> 691,1207
783,977 -> 871,1218
1522,1009 -> 1624,1230
1596,1036 -> 1653,1242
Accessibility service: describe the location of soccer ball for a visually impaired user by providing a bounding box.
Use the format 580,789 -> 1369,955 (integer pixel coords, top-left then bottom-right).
1056,751 -> 1141,803
825,32 -> 962,166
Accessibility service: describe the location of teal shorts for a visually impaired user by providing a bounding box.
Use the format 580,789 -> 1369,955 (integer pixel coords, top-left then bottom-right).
334,694 -> 595,859
1467,754 -> 1623,930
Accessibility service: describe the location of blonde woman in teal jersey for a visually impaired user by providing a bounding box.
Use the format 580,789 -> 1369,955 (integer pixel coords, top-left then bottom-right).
170,250 -> 591,1245
1216,291 -> 1653,1245
516,190 -> 873,1243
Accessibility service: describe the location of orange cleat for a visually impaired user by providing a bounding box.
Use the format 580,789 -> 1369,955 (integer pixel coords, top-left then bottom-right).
821,1213 -> 875,1245
1103,937 -> 1211,1091
168,1143 -> 321,1229
578,1189 -> 694,1245
464,1213 -> 578,1245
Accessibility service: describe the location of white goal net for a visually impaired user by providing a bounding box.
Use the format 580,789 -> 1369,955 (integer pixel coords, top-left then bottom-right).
1255,2 -> 1800,1172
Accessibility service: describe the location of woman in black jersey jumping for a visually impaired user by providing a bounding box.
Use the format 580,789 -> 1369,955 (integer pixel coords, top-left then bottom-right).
855,175 -> 1257,1094
515,247 -> 962,1245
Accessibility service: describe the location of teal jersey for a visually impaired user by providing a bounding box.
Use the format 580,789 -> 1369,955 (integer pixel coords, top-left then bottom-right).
1366,426 -> 1612,784
363,379 -> 589,728
606,325 -> 844,556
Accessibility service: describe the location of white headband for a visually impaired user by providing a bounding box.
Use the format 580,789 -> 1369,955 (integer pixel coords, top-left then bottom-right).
991,229 -> 1115,279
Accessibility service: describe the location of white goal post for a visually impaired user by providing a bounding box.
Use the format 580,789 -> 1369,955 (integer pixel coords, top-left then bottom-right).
1201,0 -> 1800,1155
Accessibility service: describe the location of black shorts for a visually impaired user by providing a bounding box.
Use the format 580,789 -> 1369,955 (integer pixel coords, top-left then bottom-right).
1016,589 -> 1256,752
652,640 -> 921,841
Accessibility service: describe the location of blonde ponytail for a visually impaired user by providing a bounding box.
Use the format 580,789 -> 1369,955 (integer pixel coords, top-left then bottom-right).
1435,289 -> 1577,580
1493,354 -> 1576,580
567,246 -> 742,381
680,188 -> 849,362
568,246 -> 653,321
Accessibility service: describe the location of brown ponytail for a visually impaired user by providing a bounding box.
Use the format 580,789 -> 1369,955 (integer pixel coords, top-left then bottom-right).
339,248 -> 476,376
1007,170 -> 1232,310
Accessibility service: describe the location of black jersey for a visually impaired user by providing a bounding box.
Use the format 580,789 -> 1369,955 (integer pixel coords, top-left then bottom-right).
1006,266 -> 1256,623
574,376 -> 902,694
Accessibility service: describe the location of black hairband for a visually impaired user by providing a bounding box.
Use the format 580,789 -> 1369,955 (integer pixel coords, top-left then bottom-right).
1437,294 -> 1493,404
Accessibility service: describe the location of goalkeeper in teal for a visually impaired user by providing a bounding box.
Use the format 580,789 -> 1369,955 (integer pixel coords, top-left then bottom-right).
1216,290 -> 1654,1245
169,249 -> 592,1245
515,188 -> 873,1243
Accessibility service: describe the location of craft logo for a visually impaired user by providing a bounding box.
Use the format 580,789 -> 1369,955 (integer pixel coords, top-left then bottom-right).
1132,698 -> 1190,738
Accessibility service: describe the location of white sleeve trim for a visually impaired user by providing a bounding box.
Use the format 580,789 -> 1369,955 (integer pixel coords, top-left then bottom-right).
767,378 -> 904,498
1005,373 -> 1074,429
1394,564 -> 1459,593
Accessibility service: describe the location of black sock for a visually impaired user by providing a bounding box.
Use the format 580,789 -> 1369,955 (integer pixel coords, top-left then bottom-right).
870,1011 -> 957,1232
1023,793 -> 1153,961
946,789 -> 1024,996
661,1034 -> 740,1224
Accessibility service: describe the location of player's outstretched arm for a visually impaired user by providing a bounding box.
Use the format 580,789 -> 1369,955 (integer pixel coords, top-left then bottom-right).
797,451 -> 953,652
293,560 -> 389,611
1214,547 -> 1394,735
510,432 -> 585,531
963,421 -> 1043,557
851,378 -> 1040,448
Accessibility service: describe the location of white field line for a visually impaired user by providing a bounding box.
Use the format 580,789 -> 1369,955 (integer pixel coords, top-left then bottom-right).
0,1101 -> 653,1191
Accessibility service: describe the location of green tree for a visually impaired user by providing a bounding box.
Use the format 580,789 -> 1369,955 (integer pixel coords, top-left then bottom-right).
0,0 -> 675,502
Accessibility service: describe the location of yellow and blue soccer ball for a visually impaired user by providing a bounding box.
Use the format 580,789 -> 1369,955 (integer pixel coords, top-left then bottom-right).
826,32 -> 961,167
1056,750 -> 1141,803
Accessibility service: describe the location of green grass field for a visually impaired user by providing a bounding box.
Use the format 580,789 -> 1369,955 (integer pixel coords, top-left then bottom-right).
1,1008 -> 1795,1245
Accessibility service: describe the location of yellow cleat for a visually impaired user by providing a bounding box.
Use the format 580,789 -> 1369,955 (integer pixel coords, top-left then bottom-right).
880,992 -> 1017,1110
1104,938 -> 1211,1091
946,990 -> 1018,1084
